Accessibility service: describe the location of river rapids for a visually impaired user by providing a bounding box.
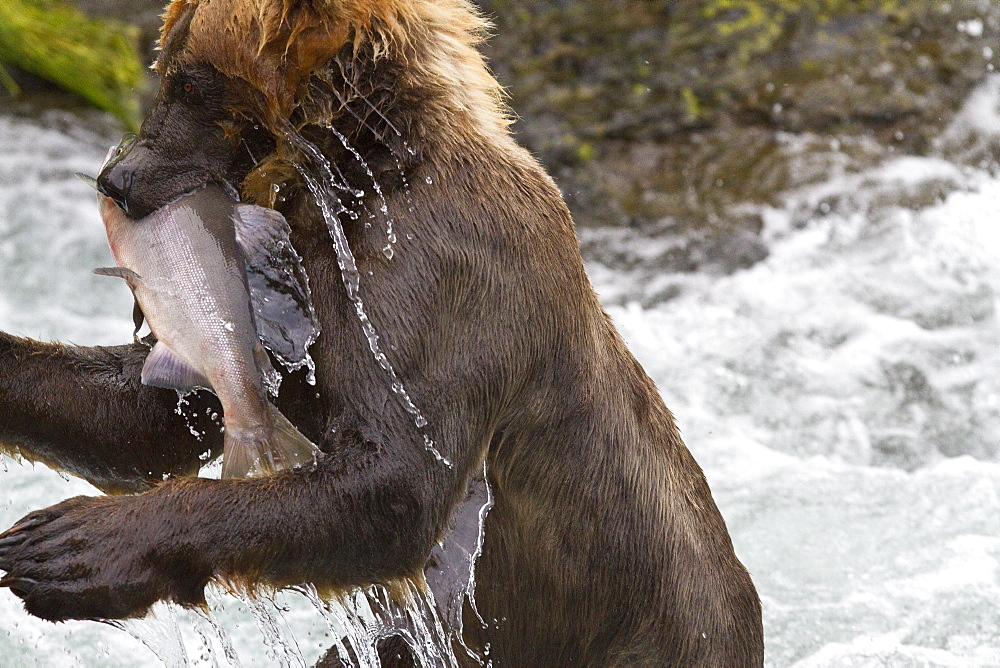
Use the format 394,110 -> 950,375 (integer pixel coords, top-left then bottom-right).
0,78 -> 998,665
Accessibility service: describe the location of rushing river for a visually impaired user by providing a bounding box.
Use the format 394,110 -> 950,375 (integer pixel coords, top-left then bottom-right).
0,80 -> 998,665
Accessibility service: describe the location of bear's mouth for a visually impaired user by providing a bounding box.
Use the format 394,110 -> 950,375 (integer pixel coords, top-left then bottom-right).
95,61 -> 275,220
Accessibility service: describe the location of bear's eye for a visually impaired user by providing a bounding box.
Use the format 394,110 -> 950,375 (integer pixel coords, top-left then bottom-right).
183,82 -> 195,95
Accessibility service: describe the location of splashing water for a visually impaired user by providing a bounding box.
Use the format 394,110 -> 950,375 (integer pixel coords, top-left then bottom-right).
393,582 -> 455,667
236,594 -> 305,668
8,82 -> 1000,666
465,464 -> 493,630
299,582 -> 460,667
425,461 -> 494,663
397,142 -> 418,216
271,466 -> 496,667
188,615 -> 226,667
174,391 -> 211,442
195,603 -> 241,667
326,125 -> 395,252
285,129 -> 452,468
104,604 -> 188,667
261,364 -> 283,397
300,586 -> 358,666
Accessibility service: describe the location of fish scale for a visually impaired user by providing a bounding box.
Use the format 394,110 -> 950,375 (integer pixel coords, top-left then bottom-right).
95,184 -> 319,478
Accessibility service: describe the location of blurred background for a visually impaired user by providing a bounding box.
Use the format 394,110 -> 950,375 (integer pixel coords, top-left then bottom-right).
1,1 -> 999,665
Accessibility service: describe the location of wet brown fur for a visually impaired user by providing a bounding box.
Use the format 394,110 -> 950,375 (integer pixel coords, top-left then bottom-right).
158,0 -> 509,139
0,1 -> 763,664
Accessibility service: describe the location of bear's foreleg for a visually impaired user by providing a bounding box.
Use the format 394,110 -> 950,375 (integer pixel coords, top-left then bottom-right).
0,443 -> 443,621
0,332 -> 224,492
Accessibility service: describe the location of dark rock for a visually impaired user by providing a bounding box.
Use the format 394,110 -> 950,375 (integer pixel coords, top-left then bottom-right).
477,0 -> 1000,273
9,1 -> 997,277
695,225 -> 770,275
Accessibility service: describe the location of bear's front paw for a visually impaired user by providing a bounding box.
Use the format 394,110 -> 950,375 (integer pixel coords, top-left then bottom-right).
0,494 -> 210,621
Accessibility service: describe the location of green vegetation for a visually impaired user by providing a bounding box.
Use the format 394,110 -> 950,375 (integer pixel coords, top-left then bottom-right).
0,0 -> 142,128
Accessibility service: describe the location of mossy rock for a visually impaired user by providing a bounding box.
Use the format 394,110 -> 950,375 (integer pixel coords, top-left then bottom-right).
478,0 -> 999,254
0,0 -> 145,128
2,0 -> 994,274
482,0 -> 996,150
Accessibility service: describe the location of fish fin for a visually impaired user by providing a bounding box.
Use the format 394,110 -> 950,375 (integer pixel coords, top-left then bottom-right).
233,204 -> 288,243
254,344 -> 281,396
94,266 -> 141,286
94,267 -> 144,332
233,204 -> 321,373
221,407 -> 318,479
132,299 -> 145,336
75,173 -> 98,190
253,343 -> 270,369
141,342 -> 212,393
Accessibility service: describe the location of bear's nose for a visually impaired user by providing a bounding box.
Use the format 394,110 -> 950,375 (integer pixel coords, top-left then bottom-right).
97,163 -> 138,217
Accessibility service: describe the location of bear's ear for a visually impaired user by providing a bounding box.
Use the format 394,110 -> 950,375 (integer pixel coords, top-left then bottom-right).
157,0 -> 366,127
156,0 -> 198,73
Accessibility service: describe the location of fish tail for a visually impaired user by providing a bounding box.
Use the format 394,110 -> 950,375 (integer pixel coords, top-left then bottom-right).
221,409 -> 319,479
267,408 -> 321,472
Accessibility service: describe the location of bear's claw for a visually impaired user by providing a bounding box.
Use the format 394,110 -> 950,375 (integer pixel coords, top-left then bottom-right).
0,576 -> 38,598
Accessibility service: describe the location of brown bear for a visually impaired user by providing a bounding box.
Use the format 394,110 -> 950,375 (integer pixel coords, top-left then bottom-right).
0,0 -> 764,664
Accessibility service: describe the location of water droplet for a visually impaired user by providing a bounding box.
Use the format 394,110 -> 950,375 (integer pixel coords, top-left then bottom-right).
291,130 -> 447,469
238,594 -> 305,666
422,435 -> 452,467
271,183 -> 280,193
107,603 -> 189,666
425,176 -> 433,185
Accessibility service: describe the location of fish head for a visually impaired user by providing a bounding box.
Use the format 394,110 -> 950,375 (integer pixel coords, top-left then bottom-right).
97,194 -> 120,225
96,193 -> 130,259
96,62 -> 273,219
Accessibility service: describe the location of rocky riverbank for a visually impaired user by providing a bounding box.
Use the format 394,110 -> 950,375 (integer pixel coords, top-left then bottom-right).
3,0 -> 997,275
479,0 -> 1000,273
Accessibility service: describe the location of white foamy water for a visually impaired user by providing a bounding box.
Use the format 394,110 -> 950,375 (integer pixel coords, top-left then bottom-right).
1,76 -> 999,666
586,83 -> 1000,664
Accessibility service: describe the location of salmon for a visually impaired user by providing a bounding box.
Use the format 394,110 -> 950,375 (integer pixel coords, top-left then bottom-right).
93,184 -> 319,478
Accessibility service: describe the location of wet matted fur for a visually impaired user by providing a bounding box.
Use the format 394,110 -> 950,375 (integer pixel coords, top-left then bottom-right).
0,1 -> 764,664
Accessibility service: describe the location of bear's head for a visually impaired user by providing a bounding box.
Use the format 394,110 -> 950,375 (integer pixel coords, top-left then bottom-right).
97,0 -> 507,219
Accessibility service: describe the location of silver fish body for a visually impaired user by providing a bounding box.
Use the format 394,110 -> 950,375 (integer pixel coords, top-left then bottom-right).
97,185 -> 318,478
